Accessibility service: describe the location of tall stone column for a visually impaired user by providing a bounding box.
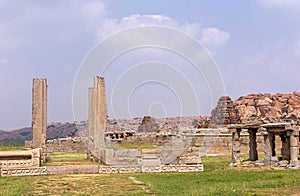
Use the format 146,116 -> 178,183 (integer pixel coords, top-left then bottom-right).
249,129 -> 258,161
88,87 -> 94,155
32,78 -> 47,162
289,130 -> 299,168
93,76 -> 107,152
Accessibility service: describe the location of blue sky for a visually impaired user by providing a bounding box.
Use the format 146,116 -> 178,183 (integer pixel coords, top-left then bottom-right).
1,0 -> 300,130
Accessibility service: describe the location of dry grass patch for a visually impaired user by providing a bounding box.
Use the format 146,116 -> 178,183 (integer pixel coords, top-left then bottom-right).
30,174 -> 150,195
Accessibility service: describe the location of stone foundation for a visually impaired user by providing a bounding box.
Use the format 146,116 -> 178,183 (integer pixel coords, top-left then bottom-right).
0,164 -> 203,177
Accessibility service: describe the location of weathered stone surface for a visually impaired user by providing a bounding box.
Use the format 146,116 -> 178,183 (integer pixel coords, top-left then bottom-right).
87,76 -> 107,160
32,78 -> 47,162
1,167 -> 47,177
234,92 -> 300,122
137,116 -> 159,133
47,165 -> 99,175
0,148 -> 41,169
114,149 -> 141,157
46,137 -> 86,153
211,96 -> 240,125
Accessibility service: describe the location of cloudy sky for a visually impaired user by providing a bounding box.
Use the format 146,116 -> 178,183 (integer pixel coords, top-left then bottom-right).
1,0 -> 300,130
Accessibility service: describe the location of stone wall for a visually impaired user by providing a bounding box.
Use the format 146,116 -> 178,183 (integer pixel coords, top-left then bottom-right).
112,133 -> 282,156
46,137 -> 87,153
116,133 -> 172,146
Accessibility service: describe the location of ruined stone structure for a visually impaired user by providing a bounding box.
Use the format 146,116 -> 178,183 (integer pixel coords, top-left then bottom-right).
137,116 -> 159,133
230,122 -> 300,168
211,96 -> 240,125
0,148 -> 41,170
32,78 -> 47,162
46,137 -> 86,153
85,76 -> 203,172
88,76 -> 107,160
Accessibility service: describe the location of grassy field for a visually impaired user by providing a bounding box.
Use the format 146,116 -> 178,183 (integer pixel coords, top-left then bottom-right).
135,156 -> 300,195
42,152 -> 101,166
0,145 -> 31,151
1,152 -> 300,195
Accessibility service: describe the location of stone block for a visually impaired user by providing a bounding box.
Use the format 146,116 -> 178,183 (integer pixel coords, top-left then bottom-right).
114,149 -> 141,157
46,165 -> 99,175
179,156 -> 201,165
142,157 -> 161,167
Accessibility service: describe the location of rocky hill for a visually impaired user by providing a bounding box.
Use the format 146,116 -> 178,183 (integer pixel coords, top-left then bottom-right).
234,92 -> 300,121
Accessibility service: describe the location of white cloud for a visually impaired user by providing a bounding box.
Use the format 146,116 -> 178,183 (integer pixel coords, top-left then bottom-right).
200,27 -> 231,48
94,14 -> 230,51
0,1 -> 231,129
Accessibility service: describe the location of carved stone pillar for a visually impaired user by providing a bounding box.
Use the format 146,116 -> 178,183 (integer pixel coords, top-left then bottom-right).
232,128 -> 241,164
249,129 -> 258,161
263,131 -> 272,166
289,130 -> 299,168
280,134 -> 290,160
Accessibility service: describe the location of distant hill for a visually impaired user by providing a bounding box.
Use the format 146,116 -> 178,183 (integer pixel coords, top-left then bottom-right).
0,116 -> 201,145
3,91 -> 300,146
0,122 -> 88,146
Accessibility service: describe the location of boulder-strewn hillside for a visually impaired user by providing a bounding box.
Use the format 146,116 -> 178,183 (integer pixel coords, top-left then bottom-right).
0,122 -> 87,145
233,92 -> 300,121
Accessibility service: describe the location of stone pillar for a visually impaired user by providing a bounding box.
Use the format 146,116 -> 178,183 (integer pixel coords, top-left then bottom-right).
289,131 -> 299,167
248,129 -> 258,161
263,131 -> 272,166
93,76 -> 107,152
232,128 -> 241,164
270,133 -> 276,156
88,87 -> 94,156
32,78 -> 47,162
280,134 -> 290,160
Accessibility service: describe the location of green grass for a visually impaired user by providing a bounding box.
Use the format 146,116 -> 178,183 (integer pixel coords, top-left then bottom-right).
1,154 -> 300,195
0,145 -> 31,151
43,152 -> 101,166
134,156 -> 300,195
0,176 -> 31,196
50,152 -> 87,159
0,174 -> 149,195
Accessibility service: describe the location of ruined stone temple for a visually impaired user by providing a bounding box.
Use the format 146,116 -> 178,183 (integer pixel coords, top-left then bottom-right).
86,76 -> 203,173
2,75 -> 300,177
209,95 -> 300,169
